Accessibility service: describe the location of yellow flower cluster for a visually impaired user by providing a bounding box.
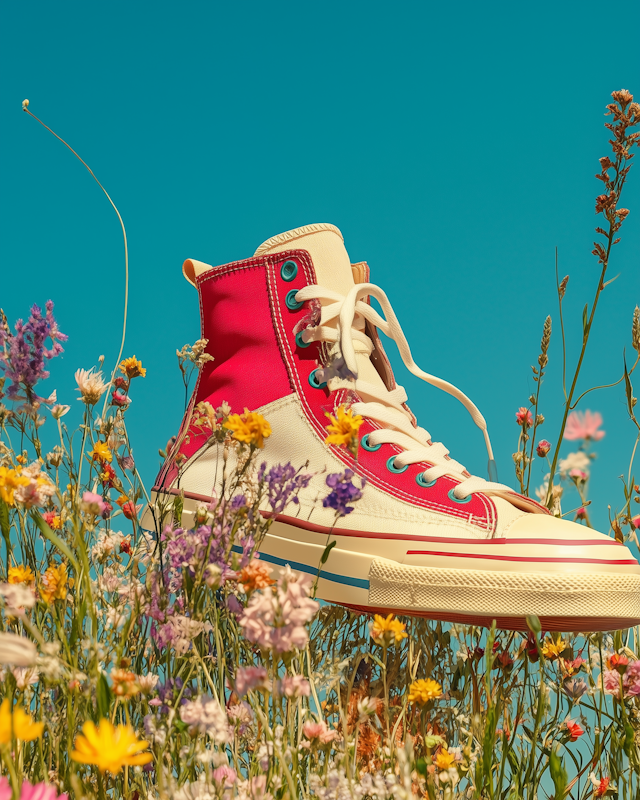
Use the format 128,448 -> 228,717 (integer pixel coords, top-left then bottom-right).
542,635 -> 567,660
370,613 -> 408,645
324,405 -> 364,450
71,718 -> 152,773
0,466 -> 30,506
8,565 -> 35,586
224,409 -> 272,449
40,563 -> 73,604
408,678 -> 443,705
119,356 -> 147,379
0,699 -> 43,743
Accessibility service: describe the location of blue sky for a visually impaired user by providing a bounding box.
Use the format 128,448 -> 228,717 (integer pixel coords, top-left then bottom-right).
1,0 -> 639,532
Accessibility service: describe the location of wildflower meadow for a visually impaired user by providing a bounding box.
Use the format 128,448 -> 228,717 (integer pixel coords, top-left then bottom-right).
0,91 -> 639,799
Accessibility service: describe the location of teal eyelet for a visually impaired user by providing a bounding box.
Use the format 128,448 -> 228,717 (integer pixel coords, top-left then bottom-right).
281,260 -> 298,282
386,456 -> 408,474
308,369 -> 327,389
295,331 -> 310,348
448,488 -> 472,504
361,434 -> 382,452
285,290 -> 304,311
416,473 -> 438,488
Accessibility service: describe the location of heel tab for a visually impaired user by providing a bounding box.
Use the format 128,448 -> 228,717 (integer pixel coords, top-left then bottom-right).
183,258 -> 213,287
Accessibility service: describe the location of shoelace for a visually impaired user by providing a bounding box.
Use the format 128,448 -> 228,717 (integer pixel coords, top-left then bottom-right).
295,282 -> 511,500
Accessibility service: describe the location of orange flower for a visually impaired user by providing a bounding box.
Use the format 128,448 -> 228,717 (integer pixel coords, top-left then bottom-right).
237,560 -> 275,592
595,777 -> 610,797
40,562 -> 73,604
434,747 -> 456,770
116,495 -> 141,520
542,635 -> 566,660
566,719 -> 584,742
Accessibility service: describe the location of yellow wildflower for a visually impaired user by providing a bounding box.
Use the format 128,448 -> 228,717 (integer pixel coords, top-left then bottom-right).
224,409 -> 272,449
408,678 -> 443,705
542,635 -> 567,660
0,698 -> 44,743
8,565 -> 35,586
434,747 -> 456,770
324,405 -> 364,451
89,442 -> 112,463
0,467 -> 30,506
119,356 -> 146,379
370,613 -> 408,645
71,718 -> 152,773
40,562 -> 73,604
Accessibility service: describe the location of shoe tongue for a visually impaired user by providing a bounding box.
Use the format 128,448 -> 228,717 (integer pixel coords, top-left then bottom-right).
254,223 -> 356,296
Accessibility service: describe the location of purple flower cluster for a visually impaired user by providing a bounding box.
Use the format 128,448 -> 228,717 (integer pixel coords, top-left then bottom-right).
258,462 -> 312,514
0,301 -> 67,401
323,469 -> 364,516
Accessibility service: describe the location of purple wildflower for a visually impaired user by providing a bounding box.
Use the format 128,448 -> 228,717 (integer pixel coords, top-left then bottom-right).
258,462 -> 313,514
0,301 -> 67,402
315,356 -> 356,384
323,469 -> 364,516
230,494 -> 247,511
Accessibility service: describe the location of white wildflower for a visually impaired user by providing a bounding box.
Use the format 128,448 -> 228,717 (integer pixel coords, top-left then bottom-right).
0,631 -> 37,666
179,696 -> 230,743
75,368 -> 108,405
0,582 -> 36,614
559,451 -> 591,476
12,666 -> 39,689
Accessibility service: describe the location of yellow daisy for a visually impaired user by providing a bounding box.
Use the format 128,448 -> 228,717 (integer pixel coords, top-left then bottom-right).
119,356 -> 146,379
224,409 -> 272,449
408,678 -> 443,705
71,718 -> 152,773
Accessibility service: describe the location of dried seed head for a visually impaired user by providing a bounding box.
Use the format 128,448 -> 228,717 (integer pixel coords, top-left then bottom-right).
22,99 -> 29,111
633,307 -> 640,354
558,275 -> 569,300
612,89 -> 633,108
538,316 -> 551,368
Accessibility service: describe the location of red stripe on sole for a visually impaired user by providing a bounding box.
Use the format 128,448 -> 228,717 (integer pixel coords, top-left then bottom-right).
405,550 -> 637,565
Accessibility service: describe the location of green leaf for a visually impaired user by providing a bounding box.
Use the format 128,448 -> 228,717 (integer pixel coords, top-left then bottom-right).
96,673 -> 112,719
32,512 -> 80,574
172,494 -> 184,526
549,748 -> 567,799
320,540 -> 337,566
582,303 -> 589,337
482,706 -> 498,793
526,614 -> 541,635
623,722 -> 634,756
0,499 -> 10,542
623,354 -> 635,417
415,757 -> 427,776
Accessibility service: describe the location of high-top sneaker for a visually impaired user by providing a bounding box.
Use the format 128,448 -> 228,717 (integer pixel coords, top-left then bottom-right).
145,223 -> 640,631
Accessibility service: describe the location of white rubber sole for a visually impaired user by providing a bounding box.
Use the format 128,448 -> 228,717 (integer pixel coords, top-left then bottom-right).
143,492 -> 640,631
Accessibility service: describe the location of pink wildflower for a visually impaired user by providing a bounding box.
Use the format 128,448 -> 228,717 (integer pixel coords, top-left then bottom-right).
569,469 -> 588,482
516,407 -> 533,426
632,515 -> 640,530
564,410 -> 605,441
80,491 -> 107,516
0,779 -> 70,800
212,766 -> 237,787
602,668 -> 621,698
575,507 -> 587,519
277,675 -> 311,698
302,720 -> 339,745
235,666 -> 269,696
111,390 -> 131,407
536,439 -> 551,457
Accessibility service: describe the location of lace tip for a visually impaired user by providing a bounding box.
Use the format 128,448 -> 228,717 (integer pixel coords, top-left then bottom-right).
488,459 -> 499,483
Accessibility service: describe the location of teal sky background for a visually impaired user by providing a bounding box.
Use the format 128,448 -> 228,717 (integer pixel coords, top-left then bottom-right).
1,0 -> 639,534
